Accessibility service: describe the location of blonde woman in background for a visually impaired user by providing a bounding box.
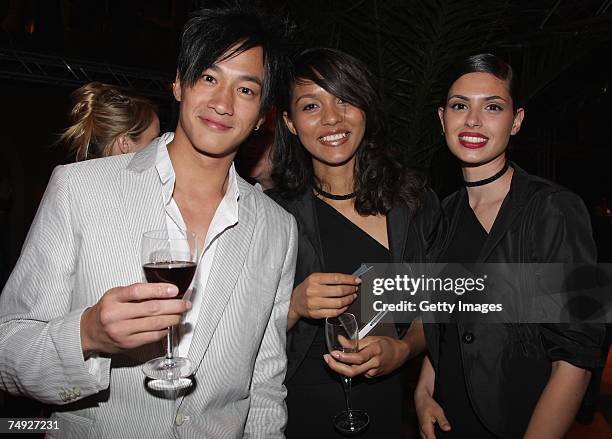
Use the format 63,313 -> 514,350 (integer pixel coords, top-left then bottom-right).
60,81 -> 160,160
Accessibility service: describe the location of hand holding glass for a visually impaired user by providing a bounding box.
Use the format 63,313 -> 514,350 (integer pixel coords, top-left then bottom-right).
141,229 -> 198,381
325,313 -> 369,435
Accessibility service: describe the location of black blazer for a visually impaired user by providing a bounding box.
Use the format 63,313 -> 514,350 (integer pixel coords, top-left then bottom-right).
267,187 -> 442,382
424,163 -> 605,438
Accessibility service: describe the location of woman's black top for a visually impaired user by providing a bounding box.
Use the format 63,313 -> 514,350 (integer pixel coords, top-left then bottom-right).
424,163 -> 605,438
435,198 -> 497,438
285,197 -> 403,438
266,185 -> 443,438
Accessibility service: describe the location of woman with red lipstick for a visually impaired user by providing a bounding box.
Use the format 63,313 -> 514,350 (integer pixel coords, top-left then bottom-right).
415,54 -> 604,439
267,48 -> 442,438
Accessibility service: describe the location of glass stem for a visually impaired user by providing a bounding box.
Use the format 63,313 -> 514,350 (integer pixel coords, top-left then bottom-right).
341,375 -> 353,417
165,325 -> 174,360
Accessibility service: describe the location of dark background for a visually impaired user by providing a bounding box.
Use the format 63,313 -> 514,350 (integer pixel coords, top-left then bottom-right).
1,0 -> 611,423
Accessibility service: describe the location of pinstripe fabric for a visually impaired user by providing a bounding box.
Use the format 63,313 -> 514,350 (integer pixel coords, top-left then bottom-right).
0,137 -> 297,438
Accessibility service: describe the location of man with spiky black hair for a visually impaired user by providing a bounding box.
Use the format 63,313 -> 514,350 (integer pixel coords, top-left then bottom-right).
0,6 -> 296,438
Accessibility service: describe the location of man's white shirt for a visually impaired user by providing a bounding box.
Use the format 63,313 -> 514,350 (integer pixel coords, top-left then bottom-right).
154,132 -> 239,357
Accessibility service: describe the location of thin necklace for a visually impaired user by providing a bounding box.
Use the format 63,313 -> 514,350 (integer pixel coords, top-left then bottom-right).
313,185 -> 356,200
464,162 -> 510,187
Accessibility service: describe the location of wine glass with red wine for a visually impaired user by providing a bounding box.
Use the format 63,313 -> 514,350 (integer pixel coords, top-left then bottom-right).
141,229 -> 198,381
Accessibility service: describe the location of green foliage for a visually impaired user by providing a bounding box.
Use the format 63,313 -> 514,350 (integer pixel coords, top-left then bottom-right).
261,0 -> 612,171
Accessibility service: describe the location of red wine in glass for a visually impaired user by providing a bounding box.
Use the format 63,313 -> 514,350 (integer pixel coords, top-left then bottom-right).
143,261 -> 197,299
141,229 -> 198,382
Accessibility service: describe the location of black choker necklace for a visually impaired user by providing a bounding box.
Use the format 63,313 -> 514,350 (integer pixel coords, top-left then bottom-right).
464,162 -> 510,187
314,186 -> 356,200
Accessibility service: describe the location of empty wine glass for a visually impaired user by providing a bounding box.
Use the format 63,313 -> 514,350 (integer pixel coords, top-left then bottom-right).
325,313 -> 370,435
141,229 -> 198,381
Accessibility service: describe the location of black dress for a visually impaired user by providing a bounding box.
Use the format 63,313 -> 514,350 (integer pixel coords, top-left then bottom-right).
434,198 -> 497,438
285,197 -> 404,438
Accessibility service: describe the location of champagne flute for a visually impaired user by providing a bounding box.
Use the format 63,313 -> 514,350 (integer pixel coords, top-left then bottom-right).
325,313 -> 370,435
141,229 -> 198,381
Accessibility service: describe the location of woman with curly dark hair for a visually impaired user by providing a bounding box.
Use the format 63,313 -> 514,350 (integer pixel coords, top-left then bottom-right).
267,47 -> 442,438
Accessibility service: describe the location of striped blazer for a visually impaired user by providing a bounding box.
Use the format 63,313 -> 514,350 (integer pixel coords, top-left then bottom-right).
0,136 -> 297,438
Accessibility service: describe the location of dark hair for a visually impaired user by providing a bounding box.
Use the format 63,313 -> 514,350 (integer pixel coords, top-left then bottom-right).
177,6 -> 290,115
272,47 -> 425,215
447,53 -> 520,110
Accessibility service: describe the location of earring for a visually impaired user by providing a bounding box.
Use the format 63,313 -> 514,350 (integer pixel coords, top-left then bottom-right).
254,125 -> 260,131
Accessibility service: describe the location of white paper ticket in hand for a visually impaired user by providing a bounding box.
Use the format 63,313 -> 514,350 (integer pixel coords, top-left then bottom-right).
359,309 -> 388,339
350,264 -> 388,339
352,263 -> 374,278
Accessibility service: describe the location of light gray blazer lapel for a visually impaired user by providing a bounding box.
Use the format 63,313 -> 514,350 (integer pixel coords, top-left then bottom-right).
117,143 -> 167,364
187,179 -> 256,371
121,143 -> 166,264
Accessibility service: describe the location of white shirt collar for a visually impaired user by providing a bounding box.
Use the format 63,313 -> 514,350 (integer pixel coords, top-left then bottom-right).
155,133 -> 240,248
153,131 -> 240,207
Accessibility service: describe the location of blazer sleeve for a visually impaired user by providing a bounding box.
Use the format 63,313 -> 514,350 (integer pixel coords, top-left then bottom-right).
531,190 -> 606,369
0,166 -> 110,404
244,214 -> 298,437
